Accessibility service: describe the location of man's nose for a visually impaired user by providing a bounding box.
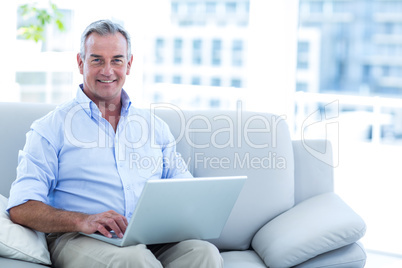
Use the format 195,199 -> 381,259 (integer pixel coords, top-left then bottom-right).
101,62 -> 113,75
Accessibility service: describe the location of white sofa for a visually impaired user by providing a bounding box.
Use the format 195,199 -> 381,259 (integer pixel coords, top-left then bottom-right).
0,102 -> 367,268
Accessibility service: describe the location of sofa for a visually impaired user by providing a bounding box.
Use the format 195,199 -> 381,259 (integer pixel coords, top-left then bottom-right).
0,102 -> 367,268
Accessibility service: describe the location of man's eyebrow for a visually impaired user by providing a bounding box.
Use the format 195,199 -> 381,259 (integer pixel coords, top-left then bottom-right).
89,54 -> 125,58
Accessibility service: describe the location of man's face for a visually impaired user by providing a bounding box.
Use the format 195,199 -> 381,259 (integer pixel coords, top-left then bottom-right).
77,32 -> 133,105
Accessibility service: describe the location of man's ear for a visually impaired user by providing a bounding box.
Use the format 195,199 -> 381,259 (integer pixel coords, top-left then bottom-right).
77,53 -> 84,75
126,55 -> 134,75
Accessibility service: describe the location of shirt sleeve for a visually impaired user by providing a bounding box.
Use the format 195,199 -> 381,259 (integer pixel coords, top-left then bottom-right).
160,122 -> 193,179
7,130 -> 58,211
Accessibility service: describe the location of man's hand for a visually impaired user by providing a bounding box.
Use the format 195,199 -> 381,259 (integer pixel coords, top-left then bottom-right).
79,210 -> 128,238
9,200 -> 128,238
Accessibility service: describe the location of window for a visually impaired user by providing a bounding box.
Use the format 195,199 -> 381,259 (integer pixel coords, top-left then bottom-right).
211,77 -> 221,86
212,39 -> 222,66
296,82 -> 308,92
298,41 -> 309,53
206,2 -> 216,14
191,77 -> 201,85
297,60 -> 309,70
44,9 -> 74,52
384,23 -> 394,35
332,1 -> 349,14
226,2 -> 237,13
297,41 -> 309,70
192,39 -> 202,65
231,78 -> 242,88
362,65 -> 371,83
155,38 -> 164,64
174,38 -> 183,64
171,2 -> 179,14
16,72 -> 72,103
232,40 -> 243,66
172,75 -> 182,84
209,98 -> 221,107
382,65 -> 390,77
16,72 -> 46,85
310,1 -> 323,13
187,2 -> 197,14
154,75 -> 163,83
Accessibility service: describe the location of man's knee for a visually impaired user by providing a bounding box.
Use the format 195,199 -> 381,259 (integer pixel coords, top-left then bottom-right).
181,240 -> 223,267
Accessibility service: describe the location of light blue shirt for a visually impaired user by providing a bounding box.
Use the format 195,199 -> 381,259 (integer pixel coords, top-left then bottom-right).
7,85 -> 192,221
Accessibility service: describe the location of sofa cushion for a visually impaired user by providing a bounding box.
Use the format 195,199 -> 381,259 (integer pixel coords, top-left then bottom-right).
220,250 -> 267,268
155,109 -> 295,250
252,192 -> 366,268
294,242 -> 367,268
0,194 -> 51,265
0,256 -> 48,268
0,102 -> 55,198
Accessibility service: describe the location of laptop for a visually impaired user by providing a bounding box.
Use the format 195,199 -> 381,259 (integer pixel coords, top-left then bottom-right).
82,176 -> 247,247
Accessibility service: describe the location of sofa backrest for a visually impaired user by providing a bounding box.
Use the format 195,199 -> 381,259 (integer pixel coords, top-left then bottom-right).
0,102 -> 55,198
0,102 -> 295,251
154,108 -> 295,250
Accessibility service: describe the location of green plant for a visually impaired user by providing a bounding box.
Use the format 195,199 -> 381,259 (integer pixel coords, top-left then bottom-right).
17,1 -> 65,43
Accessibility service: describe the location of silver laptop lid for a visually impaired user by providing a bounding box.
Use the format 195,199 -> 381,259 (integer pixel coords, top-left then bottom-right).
83,176 -> 247,247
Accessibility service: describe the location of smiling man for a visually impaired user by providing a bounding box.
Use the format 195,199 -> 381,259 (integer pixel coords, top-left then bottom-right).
7,20 -> 223,268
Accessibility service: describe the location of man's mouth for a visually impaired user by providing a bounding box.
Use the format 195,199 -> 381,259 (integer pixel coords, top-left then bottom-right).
98,80 -> 116,83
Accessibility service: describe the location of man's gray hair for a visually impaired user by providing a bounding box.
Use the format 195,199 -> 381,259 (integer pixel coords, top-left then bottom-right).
80,20 -> 132,59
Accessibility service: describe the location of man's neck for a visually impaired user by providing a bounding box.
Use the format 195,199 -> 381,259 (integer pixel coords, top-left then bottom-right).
97,101 -> 122,132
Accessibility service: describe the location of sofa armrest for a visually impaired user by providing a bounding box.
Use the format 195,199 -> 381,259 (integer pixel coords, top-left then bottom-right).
251,192 -> 366,268
293,139 -> 335,204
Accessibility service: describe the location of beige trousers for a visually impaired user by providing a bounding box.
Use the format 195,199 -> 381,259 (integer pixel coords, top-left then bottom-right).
47,233 -> 223,268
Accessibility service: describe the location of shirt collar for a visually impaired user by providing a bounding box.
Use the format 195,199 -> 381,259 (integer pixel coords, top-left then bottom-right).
120,89 -> 132,116
75,84 -> 132,117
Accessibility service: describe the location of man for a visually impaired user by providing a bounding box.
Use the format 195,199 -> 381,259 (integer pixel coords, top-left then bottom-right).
7,20 -> 223,268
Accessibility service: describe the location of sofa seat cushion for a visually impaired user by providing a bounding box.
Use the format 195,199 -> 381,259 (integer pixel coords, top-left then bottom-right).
0,257 -> 49,268
221,250 -> 267,268
252,192 -> 366,268
0,194 -> 51,265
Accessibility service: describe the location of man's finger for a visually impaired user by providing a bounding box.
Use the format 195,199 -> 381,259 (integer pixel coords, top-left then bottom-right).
114,219 -> 126,235
97,224 -> 113,238
103,215 -> 125,238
